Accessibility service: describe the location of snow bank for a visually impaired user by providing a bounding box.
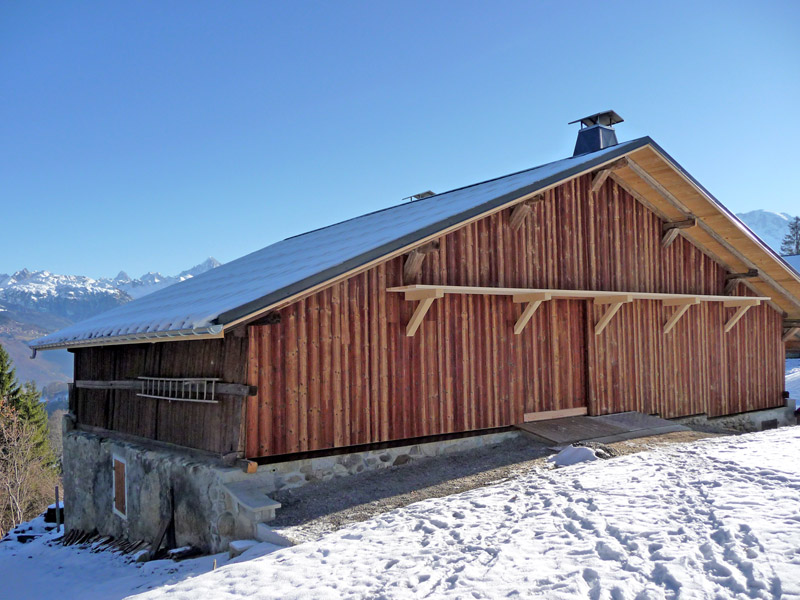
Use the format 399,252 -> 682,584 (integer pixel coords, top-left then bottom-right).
548,445 -> 598,467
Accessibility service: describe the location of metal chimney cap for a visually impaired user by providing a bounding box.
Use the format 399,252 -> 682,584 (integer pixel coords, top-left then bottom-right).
569,110 -> 624,129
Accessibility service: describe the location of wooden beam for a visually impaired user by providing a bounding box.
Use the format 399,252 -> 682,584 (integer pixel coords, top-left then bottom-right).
663,298 -> 700,334
785,319 -> 800,328
511,292 -> 551,335
664,218 -> 697,230
75,380 -> 257,396
593,294 -> 634,305
662,227 -> 681,248
404,288 -> 444,336
725,269 -> 759,280
522,406 -> 587,423
388,285 -> 768,305
403,250 -> 426,281
594,297 -> 632,335
508,194 -> 544,230
661,218 -> 697,248
782,327 -> 800,342
509,203 -> 531,230
724,304 -> 755,333
723,298 -> 761,308
591,158 -> 628,194
402,241 -> 439,282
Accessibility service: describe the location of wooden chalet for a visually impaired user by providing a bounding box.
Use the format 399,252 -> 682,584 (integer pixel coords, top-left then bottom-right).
30,112 -> 800,549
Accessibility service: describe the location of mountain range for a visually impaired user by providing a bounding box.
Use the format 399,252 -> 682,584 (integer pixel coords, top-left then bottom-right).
734,210 -> 795,252
0,258 -> 221,394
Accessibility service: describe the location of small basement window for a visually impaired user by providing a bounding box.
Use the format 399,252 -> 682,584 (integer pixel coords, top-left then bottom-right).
112,455 -> 127,519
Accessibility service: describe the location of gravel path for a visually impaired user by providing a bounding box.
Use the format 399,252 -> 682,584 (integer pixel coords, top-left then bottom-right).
271,429 -> 720,543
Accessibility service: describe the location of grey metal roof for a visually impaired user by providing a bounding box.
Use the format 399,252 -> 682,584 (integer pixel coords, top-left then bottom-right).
30,138 -> 650,350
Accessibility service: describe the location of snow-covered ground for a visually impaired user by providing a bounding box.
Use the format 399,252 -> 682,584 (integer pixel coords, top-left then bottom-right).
3,426 -> 799,600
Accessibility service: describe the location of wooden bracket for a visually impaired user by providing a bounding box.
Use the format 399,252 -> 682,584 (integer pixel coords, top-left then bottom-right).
724,269 -> 759,295
723,298 -> 761,333
403,241 -> 440,282
509,194 -> 544,230
512,292 -> 551,334
783,327 -> 800,342
661,218 -> 697,248
591,158 -> 628,194
404,288 -> 444,336
663,297 -> 700,334
594,295 -> 633,335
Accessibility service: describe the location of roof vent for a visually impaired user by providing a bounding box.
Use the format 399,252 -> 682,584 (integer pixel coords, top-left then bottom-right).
404,190 -> 436,202
569,110 -> 623,157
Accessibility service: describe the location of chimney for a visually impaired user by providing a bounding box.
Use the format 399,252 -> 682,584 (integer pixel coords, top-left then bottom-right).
569,110 -> 623,156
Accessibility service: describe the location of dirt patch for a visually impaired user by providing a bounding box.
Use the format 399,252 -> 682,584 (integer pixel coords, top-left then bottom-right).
271,428 -> 724,544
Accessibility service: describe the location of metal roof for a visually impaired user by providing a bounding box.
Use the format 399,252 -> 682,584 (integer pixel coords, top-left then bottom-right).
30,138 -> 650,350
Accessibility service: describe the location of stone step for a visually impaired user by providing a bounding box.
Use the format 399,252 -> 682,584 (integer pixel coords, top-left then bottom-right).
228,539 -> 260,559
223,481 -> 281,523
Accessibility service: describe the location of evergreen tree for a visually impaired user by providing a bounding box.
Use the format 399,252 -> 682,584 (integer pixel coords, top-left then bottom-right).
0,344 -> 21,404
780,216 -> 800,256
0,345 -> 52,461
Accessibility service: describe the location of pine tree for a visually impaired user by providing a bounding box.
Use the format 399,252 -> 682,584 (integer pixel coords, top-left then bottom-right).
0,344 -> 21,405
0,344 -> 53,461
780,216 -> 800,256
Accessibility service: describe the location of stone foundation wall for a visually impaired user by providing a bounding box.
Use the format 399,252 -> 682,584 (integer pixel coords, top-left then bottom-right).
218,430 -> 520,494
62,430 -> 241,553
674,401 -> 796,432
62,425 -> 518,554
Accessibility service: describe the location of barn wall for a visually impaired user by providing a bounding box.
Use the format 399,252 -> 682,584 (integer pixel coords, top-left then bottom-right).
246,174 -> 785,458
72,337 -> 248,454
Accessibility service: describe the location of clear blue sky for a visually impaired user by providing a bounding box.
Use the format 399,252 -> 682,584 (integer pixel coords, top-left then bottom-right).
2,1 -> 798,279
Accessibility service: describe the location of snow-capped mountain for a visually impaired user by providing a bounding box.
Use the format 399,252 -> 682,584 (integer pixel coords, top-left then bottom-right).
0,258 -> 222,391
0,269 -> 131,322
102,257 -> 222,299
735,210 -> 794,253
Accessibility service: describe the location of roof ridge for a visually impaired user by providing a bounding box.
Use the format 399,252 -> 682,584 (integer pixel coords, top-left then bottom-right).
284,154 -> 576,242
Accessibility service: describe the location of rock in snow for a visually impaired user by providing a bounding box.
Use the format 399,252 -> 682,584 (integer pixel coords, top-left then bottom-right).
548,444 -> 600,467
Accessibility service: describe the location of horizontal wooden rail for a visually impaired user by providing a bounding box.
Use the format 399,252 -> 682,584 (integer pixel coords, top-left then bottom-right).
75,380 -> 257,397
388,285 -> 770,336
388,284 -> 769,304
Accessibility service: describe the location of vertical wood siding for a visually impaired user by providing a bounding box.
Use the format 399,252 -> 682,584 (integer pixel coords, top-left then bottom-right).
246,174 -> 785,457
73,337 -> 248,454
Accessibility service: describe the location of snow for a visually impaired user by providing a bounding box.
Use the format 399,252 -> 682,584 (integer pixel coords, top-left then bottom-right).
787,358 -> 800,409
548,445 -> 598,466
30,140 -> 649,349
4,426 -> 800,600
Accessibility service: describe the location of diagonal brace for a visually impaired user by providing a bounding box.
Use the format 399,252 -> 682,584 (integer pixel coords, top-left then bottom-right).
663,297 -> 700,334
512,293 -> 551,334
404,288 -> 444,336
594,295 -> 633,335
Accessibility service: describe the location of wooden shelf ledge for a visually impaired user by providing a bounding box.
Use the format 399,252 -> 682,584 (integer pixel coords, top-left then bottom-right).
387,285 -> 770,336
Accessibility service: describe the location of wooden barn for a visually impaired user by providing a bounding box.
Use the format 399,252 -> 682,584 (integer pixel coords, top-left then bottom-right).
31,112 -> 800,552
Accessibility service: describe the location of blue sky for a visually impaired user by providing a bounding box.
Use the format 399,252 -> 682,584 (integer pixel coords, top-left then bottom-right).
1,1 -> 798,279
